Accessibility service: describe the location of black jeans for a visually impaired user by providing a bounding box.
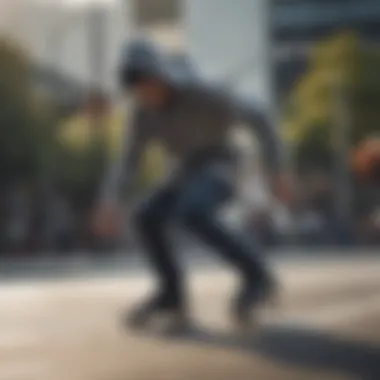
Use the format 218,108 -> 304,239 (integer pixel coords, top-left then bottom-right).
134,161 -> 268,306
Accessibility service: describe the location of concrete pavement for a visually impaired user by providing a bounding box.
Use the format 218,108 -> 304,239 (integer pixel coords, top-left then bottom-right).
0,256 -> 379,380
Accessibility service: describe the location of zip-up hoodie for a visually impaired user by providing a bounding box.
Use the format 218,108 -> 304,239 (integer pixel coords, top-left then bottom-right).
103,39 -> 284,201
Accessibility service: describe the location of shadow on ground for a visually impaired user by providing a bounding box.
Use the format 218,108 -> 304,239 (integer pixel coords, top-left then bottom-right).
143,324 -> 380,380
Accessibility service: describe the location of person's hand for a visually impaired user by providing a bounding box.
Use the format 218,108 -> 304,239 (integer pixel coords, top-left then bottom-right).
91,199 -> 123,240
272,173 -> 292,204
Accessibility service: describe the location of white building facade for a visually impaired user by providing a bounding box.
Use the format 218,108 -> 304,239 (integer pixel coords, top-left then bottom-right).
182,0 -> 273,108
2,0 -> 273,104
0,0 -> 133,94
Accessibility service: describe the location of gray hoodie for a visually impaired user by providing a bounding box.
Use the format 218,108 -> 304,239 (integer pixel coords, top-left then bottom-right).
103,39 -> 284,201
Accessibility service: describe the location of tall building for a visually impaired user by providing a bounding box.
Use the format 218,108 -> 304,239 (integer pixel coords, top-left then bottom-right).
183,0 -> 273,107
0,0 -> 133,94
272,0 -> 380,104
0,0 -> 35,45
1,0 -> 185,95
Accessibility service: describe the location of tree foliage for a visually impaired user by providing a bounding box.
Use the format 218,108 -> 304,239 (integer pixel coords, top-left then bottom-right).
0,38 -> 54,187
58,107 -> 166,204
284,32 -> 380,172
0,36 -> 167,217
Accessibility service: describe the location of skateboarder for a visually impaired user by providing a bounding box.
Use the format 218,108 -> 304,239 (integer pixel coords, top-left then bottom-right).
94,39 -> 290,327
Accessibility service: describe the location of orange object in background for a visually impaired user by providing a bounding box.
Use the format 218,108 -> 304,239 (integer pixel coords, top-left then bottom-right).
353,137 -> 380,180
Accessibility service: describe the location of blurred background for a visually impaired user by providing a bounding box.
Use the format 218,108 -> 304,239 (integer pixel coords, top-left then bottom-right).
0,2 -> 380,380
1,0 -> 379,257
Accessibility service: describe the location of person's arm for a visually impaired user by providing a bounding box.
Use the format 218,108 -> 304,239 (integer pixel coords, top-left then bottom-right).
235,97 -> 284,180
100,107 -> 149,204
234,97 -> 291,203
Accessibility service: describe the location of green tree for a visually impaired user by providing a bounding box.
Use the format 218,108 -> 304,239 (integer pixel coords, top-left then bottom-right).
0,38 -> 53,187
57,108 -> 166,207
284,32 -> 380,172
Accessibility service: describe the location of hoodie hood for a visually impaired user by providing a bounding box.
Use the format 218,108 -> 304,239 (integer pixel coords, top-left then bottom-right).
119,38 -> 198,88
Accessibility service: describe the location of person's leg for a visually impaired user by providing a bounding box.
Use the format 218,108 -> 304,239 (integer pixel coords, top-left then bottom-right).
176,165 -> 275,323
177,167 -> 266,280
133,183 -> 184,313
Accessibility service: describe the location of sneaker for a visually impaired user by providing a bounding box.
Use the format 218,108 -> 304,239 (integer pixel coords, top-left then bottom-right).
124,293 -> 186,330
233,276 -> 278,326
